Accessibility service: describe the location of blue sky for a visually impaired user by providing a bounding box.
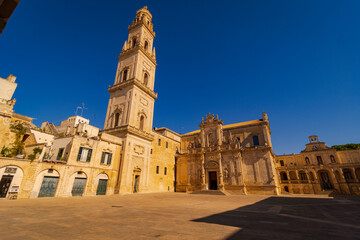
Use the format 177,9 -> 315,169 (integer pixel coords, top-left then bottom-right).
1,0 -> 359,154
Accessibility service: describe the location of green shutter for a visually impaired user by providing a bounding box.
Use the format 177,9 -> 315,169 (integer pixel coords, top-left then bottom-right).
77,147 -> 83,161
107,153 -> 112,165
101,152 -> 105,164
86,149 -> 92,162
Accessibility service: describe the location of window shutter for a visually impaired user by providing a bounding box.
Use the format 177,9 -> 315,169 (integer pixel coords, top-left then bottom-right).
107,153 -> 112,165
77,147 -> 83,161
101,152 -> 105,164
86,149 -> 92,162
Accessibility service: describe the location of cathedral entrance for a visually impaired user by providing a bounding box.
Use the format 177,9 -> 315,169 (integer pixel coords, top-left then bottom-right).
208,171 -> 218,190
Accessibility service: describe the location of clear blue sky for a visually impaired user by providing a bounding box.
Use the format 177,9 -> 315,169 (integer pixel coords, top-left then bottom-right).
1,0 -> 359,154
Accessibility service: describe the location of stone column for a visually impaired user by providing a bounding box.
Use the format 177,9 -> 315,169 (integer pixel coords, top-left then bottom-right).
200,128 -> 205,148
201,154 -> 206,189
218,152 -> 224,190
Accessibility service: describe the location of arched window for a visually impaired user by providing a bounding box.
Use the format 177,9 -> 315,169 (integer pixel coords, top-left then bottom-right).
299,171 -> 308,180
132,37 -> 137,47
122,69 -> 128,82
114,112 -> 120,127
144,73 -> 149,86
343,168 -> 354,181
284,186 -> 289,192
139,115 -> 145,131
144,41 -> 149,50
280,172 -> 288,180
252,135 -> 259,146
330,155 -> 336,163
305,157 -> 310,165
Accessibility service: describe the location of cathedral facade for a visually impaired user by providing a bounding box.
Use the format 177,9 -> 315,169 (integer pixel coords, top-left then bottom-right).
176,113 -> 279,195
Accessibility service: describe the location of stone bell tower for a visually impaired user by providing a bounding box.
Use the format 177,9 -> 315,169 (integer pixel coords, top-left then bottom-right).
103,6 -> 157,194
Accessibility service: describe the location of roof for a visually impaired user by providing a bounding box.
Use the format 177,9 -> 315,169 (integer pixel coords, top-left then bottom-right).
183,119 -> 263,136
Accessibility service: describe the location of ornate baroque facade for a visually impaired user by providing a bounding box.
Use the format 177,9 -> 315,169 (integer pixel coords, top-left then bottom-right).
176,112 -> 280,195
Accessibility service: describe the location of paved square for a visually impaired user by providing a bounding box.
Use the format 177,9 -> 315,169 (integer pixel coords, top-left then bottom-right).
0,193 -> 359,239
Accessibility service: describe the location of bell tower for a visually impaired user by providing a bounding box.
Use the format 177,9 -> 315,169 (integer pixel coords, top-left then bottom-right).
103,7 -> 157,194
104,6 -> 157,135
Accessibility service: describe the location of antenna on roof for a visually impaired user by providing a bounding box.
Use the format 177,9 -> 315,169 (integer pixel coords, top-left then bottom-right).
80,103 -> 87,117
75,106 -> 82,116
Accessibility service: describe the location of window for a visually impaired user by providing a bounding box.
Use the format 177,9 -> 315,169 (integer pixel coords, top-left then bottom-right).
330,155 -> 336,163
77,147 -> 92,162
280,160 -> 284,166
140,115 -> 145,130
164,167 -> 167,175
101,152 -> 112,165
150,149 -> 153,154
132,37 -> 137,47
316,156 -> 323,165
166,142 -> 168,148
56,148 -> 64,160
343,169 -> 354,181
144,41 -> 148,50
156,166 -> 159,174
122,69 -> 128,81
305,157 -> 310,165
144,73 -> 148,86
252,135 -> 259,146
114,112 -> 120,127
158,139 -> 161,146
300,172 -> 307,180
280,172 -> 288,180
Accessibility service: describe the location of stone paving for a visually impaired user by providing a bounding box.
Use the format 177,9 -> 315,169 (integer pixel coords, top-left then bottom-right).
0,193 -> 359,239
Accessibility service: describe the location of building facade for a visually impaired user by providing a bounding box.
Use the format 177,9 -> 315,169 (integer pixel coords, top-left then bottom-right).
275,136 -> 360,195
176,112 -> 280,195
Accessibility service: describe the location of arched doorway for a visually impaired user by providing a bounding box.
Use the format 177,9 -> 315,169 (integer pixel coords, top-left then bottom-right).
70,171 -> 87,197
96,173 -> 109,195
33,169 -> 60,198
0,166 -> 23,198
133,167 -> 141,193
318,170 -> 333,190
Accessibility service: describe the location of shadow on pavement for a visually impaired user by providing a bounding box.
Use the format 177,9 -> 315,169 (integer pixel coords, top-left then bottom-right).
192,196 -> 360,240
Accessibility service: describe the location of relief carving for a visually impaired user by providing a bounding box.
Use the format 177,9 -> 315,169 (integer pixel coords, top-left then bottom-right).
134,145 -> 145,155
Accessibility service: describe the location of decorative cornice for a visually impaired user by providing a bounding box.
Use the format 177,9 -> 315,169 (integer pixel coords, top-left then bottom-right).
108,78 -> 158,99
103,124 -> 155,142
119,45 -> 157,66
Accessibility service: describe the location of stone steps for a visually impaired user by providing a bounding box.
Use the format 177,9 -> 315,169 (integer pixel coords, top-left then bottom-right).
190,190 -> 230,196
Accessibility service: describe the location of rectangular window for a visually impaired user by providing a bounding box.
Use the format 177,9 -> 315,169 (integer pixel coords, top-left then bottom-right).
166,142 -> 168,148
77,147 -> 92,162
280,160 -> 284,166
156,166 -> 159,174
316,156 -> 323,165
253,135 -> 260,146
150,149 -> 153,154
158,139 -> 161,146
101,152 -> 112,165
164,167 -> 167,175
56,148 -> 64,160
